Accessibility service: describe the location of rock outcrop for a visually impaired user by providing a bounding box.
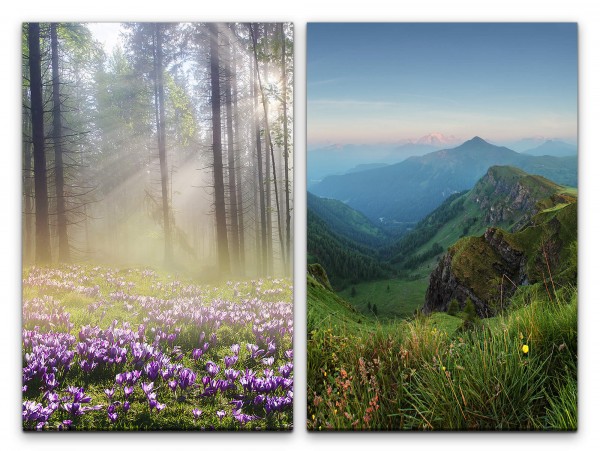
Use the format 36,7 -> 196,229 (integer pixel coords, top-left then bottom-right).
423,227 -> 526,317
423,199 -> 577,318
470,166 -> 559,231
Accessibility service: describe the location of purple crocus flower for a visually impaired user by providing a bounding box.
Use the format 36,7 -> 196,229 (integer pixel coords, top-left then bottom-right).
168,380 -> 178,392
42,373 -> 59,390
62,402 -> 84,416
192,408 -> 202,420
224,368 -> 240,381
206,361 -> 220,377
44,391 -> 59,404
216,410 -> 226,421
230,399 -> 244,410
141,381 -> 154,396
279,362 -> 293,378
115,373 -> 126,386
224,355 -> 238,369
104,387 -> 115,400
123,401 -> 130,413
178,368 -> 196,390
145,361 -> 160,381
192,348 -> 204,360
123,385 -> 134,399
262,356 -> 274,366
233,410 -> 255,425
230,344 -> 240,355
107,404 -> 118,423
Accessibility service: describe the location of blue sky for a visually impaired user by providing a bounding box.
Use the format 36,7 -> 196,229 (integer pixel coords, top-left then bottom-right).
307,23 -> 578,146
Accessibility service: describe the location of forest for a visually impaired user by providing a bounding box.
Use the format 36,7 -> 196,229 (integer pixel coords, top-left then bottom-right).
22,22 -> 293,279
21,22 -> 294,431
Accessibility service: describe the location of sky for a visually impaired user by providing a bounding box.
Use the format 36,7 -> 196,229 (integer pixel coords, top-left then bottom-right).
307,23 -> 578,146
87,23 -> 124,54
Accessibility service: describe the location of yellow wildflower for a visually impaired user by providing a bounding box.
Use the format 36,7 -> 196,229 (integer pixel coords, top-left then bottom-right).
522,344 -> 529,354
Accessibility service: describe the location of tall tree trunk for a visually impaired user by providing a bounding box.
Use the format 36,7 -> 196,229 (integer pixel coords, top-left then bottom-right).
251,24 -> 267,276
253,163 -> 261,277
28,23 -> 51,264
23,92 -> 34,263
268,133 -> 286,274
262,27 -> 273,275
281,23 -> 291,273
51,23 -> 70,263
153,23 -> 173,264
224,33 -> 239,274
209,23 -> 230,275
251,23 -> 286,274
232,47 -> 245,274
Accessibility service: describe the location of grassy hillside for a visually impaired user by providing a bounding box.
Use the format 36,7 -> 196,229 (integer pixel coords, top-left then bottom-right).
307,192 -> 389,248
308,279 -> 577,430
339,277 -> 430,319
307,264 -> 370,334
308,209 -> 391,289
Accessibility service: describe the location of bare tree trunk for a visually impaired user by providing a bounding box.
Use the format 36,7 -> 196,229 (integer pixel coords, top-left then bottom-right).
153,23 -> 173,265
23,95 -> 34,263
281,23 -> 291,274
250,23 -> 286,274
224,33 -> 239,274
209,23 -> 230,275
232,41 -> 246,274
28,23 -> 52,264
262,27 -> 273,275
51,23 -> 70,263
250,24 -> 267,276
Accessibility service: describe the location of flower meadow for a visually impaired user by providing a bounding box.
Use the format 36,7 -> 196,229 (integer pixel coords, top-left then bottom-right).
22,265 -> 293,431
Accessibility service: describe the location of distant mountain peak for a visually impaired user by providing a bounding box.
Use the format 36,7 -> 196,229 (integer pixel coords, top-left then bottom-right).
468,136 -> 487,144
416,132 -> 461,146
451,136 -> 500,151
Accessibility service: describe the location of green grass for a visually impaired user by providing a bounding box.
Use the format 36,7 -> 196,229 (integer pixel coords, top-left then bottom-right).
339,277 -> 429,319
307,275 -> 577,431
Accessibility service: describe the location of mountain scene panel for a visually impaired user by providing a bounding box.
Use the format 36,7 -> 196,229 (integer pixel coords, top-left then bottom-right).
307,23 -> 577,431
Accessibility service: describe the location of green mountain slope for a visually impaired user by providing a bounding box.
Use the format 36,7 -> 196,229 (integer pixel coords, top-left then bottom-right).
308,209 -> 391,289
310,136 -> 577,224
385,166 -> 577,270
307,264 -> 367,333
307,192 -> 389,248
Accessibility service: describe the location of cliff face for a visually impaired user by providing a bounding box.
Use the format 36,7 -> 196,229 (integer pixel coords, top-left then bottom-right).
423,227 -> 526,317
469,166 -> 560,230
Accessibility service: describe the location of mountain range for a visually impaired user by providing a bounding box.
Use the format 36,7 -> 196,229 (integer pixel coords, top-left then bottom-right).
310,136 -> 577,225
307,133 -> 464,185
522,139 -> 577,157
